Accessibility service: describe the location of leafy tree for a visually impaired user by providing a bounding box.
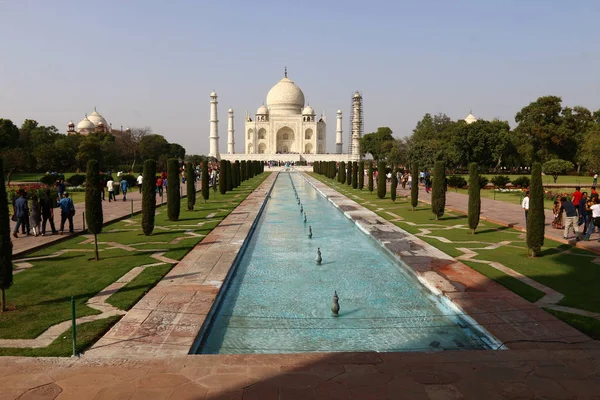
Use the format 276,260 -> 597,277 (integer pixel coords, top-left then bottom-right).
360,127 -> 394,160
468,163 -> 480,234
431,161 -> 446,220
390,168 -> 397,202
142,159 -> 157,235
542,159 -> 574,183
358,161 -> 365,189
167,158 -> 181,221
168,143 -> 186,160
139,134 -> 170,161
578,125 -> 600,173
201,161 -> 209,203
411,162 -> 419,210
0,159 -> 13,312
352,161 -> 358,189
377,161 -> 386,199
408,113 -> 456,169
339,161 -> 346,184
527,162 -> 545,256
219,160 -> 227,194
368,163 -> 374,193
451,120 -> 511,169
186,162 -> 195,211
85,160 -> 103,260
491,175 -> 511,188
0,119 -> 20,149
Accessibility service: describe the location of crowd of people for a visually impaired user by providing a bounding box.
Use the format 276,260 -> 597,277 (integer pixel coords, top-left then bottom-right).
12,189 -> 75,238
546,186 -> 600,241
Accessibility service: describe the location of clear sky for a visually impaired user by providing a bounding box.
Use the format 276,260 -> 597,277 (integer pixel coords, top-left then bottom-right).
1,0 -> 599,155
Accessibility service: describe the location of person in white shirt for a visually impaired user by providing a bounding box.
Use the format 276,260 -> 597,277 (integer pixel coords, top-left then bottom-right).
106,179 -> 115,202
585,197 -> 600,241
136,174 -> 143,193
408,174 -> 413,189
522,191 -> 530,223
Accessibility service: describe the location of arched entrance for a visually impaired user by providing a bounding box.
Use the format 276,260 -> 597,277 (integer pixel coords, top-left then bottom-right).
304,143 -> 313,154
276,127 -> 294,153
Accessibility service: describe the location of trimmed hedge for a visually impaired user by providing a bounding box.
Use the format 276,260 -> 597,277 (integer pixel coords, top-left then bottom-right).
377,161 -> 386,199
186,162 -> 195,211
201,161 -> 209,203
219,160 -> 227,194
368,163 -> 374,193
431,161 -> 446,219
141,159 -> 157,235
527,162 -> 545,256
167,158 -> 181,221
358,161 -> 364,190
447,175 -> 467,188
468,162 -> 480,234
352,161 -> 358,189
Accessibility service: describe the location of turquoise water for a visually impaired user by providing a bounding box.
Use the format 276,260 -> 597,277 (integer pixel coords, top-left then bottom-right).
196,172 -> 493,354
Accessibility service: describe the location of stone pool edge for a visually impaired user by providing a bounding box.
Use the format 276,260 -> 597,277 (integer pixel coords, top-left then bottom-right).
302,173 -> 591,350
85,172 -> 278,359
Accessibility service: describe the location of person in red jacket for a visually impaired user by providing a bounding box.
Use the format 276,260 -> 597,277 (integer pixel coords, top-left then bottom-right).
571,187 -> 582,217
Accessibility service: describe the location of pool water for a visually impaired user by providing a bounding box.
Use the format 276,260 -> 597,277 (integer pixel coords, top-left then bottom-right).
196,172 -> 493,354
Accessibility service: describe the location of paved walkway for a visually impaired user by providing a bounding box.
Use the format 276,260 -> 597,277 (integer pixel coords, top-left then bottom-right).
397,184 -> 600,253
10,183 -> 196,257
3,348 -> 600,399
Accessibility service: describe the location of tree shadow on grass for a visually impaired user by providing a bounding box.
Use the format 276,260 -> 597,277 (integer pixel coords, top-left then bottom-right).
475,226 -> 511,235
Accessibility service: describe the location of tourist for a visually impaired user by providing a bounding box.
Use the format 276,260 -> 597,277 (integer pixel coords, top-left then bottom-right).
120,178 -> 128,201
156,176 -> 163,196
29,195 -> 41,237
137,173 -> 143,193
592,186 -> 598,197
408,173 -> 412,189
560,196 -> 580,241
585,197 -> 600,241
99,173 -> 106,201
56,179 -> 65,199
594,173 -> 598,186
424,174 -> 432,193
40,189 -> 58,236
522,191 -> 530,223
12,190 -> 29,238
578,192 -> 588,227
552,200 -> 564,229
106,177 -> 115,202
57,192 -> 75,234
571,187 -> 582,217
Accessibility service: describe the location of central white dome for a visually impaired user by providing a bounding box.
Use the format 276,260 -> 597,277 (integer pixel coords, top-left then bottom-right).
266,77 -> 305,115
87,110 -> 108,127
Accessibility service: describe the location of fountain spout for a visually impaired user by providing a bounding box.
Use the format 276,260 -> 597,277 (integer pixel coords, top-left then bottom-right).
332,291 -> 340,316
303,213 -> 307,223
316,247 -> 322,265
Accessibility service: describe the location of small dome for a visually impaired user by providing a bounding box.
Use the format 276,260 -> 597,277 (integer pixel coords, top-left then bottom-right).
266,76 -> 305,115
302,105 -> 315,115
353,92 -> 361,98
77,117 -> 95,131
256,105 -> 269,115
210,91 -> 217,97
228,108 -> 233,113
337,109 -> 342,114
464,113 -> 478,124
87,110 -> 108,127
68,121 -> 75,126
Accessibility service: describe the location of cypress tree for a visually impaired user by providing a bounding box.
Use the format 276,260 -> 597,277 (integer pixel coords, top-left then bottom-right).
241,160 -> 247,181
186,162 -> 195,211
352,161 -> 358,189
234,160 -> 240,188
85,159 -> 103,261
377,161 -> 386,199
226,161 -> 233,192
219,160 -> 227,194
0,159 -> 13,312
331,161 -> 336,180
201,161 -> 209,203
411,162 -> 419,211
527,162 -> 545,257
167,158 -> 181,221
346,163 -> 352,186
468,162 -> 480,234
246,160 -> 252,180
390,168 -> 397,202
142,159 -> 157,236
431,161 -> 446,220
339,161 -> 346,184
368,162 -> 374,193
358,161 -> 365,190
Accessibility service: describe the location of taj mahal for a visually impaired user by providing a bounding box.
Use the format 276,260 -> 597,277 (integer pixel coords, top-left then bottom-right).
210,69 -> 362,163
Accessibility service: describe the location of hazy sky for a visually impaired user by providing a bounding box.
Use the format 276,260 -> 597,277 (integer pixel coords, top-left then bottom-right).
1,0 -> 599,155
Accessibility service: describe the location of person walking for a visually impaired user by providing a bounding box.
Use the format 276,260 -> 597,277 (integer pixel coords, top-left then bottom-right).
156,176 -> 163,196
107,178 -> 115,202
120,178 -> 128,201
560,196 -> 581,241
594,173 -> 598,186
571,187 -> 583,218
12,190 -> 29,238
137,173 -> 143,193
29,195 -> 41,237
585,197 -> 600,241
40,189 -> 58,235
57,192 -> 75,234
522,191 -> 530,223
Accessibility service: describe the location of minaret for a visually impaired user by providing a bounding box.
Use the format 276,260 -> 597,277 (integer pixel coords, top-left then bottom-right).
351,92 -> 363,160
227,108 -> 235,154
209,91 -> 220,159
335,109 -> 343,154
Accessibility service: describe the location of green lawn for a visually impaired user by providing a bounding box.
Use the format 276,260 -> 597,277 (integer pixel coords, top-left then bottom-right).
456,174 -> 596,186
8,172 -> 79,183
450,187 -> 560,210
311,173 -> 600,336
0,173 -> 269,356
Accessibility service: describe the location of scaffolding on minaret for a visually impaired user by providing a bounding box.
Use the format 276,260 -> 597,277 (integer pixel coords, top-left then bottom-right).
348,91 -> 363,157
